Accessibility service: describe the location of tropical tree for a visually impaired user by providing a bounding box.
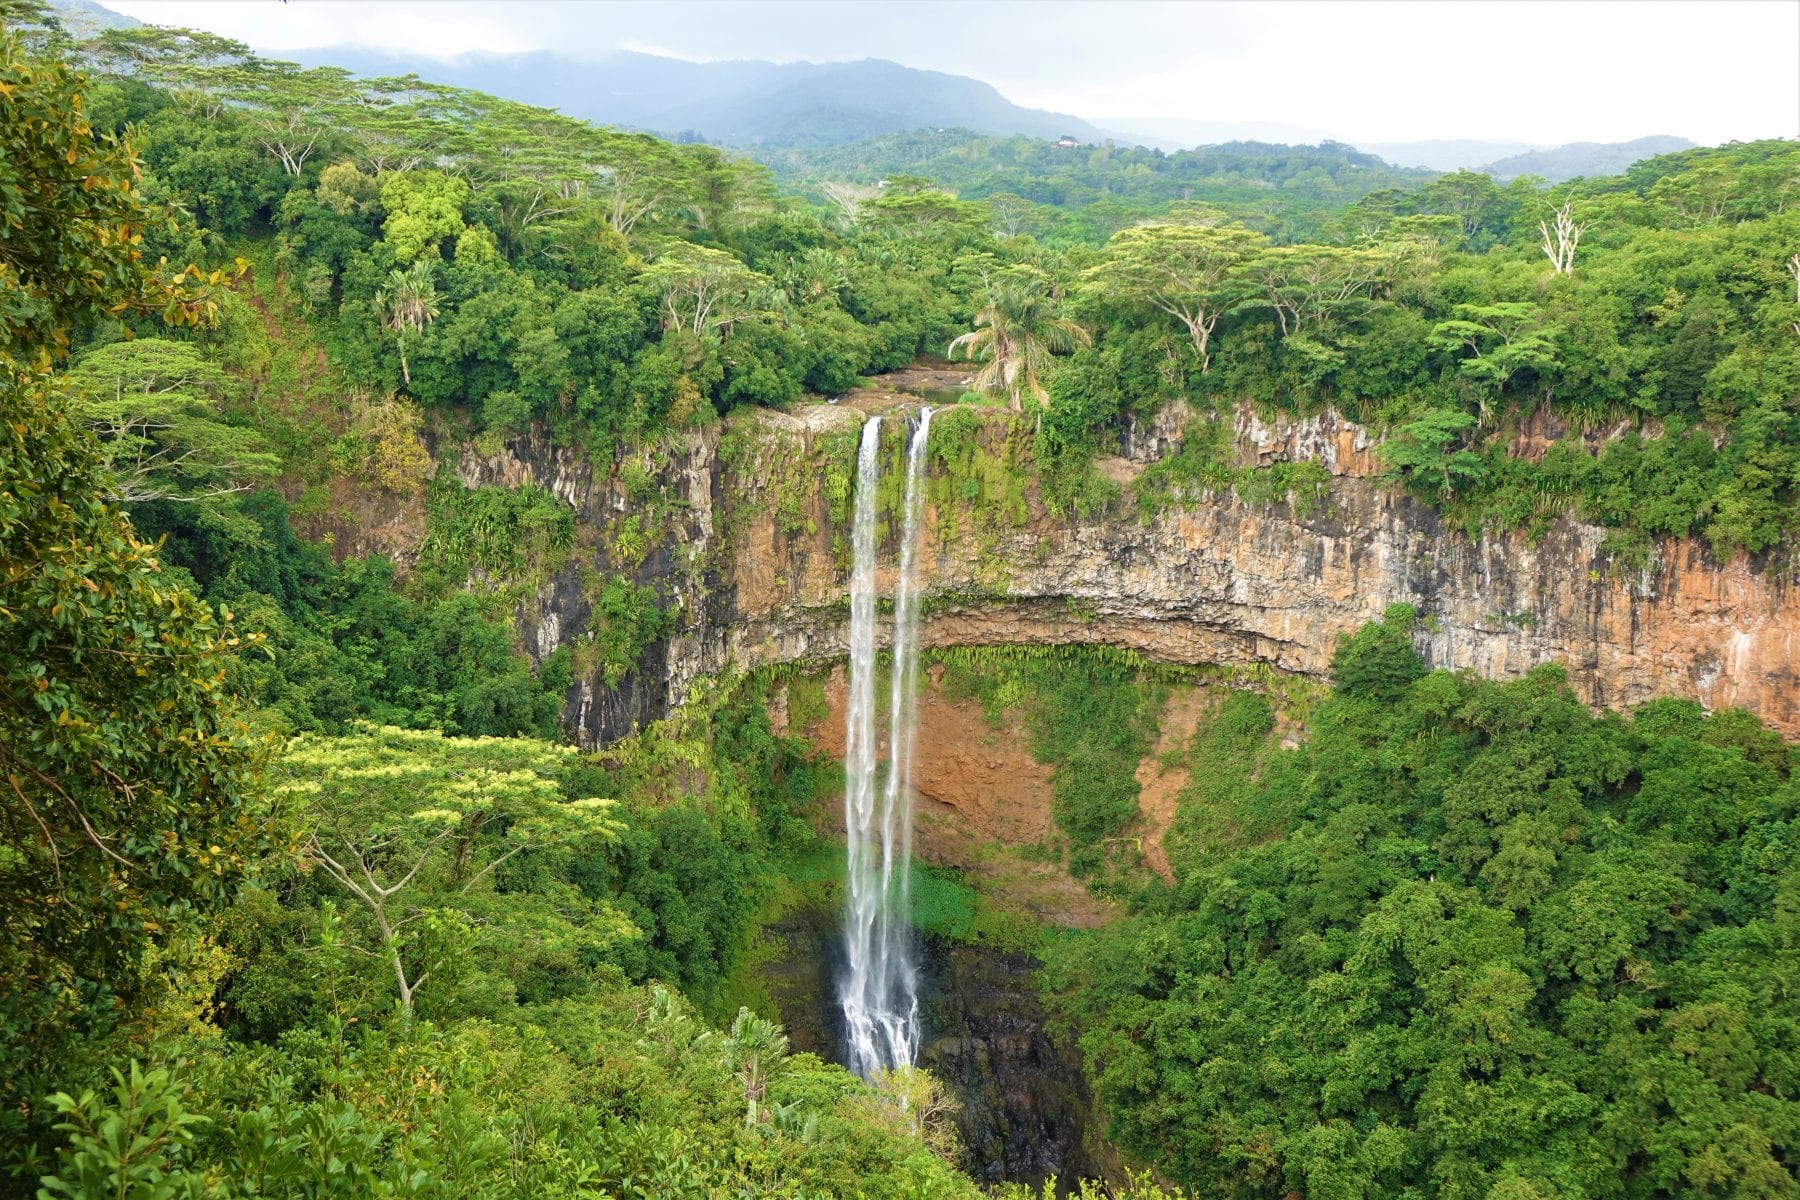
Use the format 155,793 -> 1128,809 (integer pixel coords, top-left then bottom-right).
1242,243 -> 1388,337
984,191 -> 1046,239
82,25 -> 255,120
594,131 -> 695,236
1080,223 -> 1266,373
231,59 -> 359,177
64,339 -> 277,503
379,170 -> 474,264
1419,168 -> 1507,246
0,21 -> 270,1115
1378,408 -> 1488,499
638,241 -> 770,336
375,259 -> 440,385
1427,301 -> 1562,404
948,264 -> 1091,412
820,179 -> 880,228
848,1066 -> 963,1162
864,189 -> 989,234
722,1006 -> 789,1127
275,724 -> 622,1014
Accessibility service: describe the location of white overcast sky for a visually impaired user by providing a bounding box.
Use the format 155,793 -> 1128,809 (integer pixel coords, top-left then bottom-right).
103,0 -> 1799,146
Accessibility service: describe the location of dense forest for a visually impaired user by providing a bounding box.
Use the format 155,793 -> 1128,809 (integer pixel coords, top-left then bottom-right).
1042,614 -> 1800,1197
2,3 -> 1797,1196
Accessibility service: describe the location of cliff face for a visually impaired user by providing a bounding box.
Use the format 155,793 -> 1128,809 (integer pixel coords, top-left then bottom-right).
466,401 -> 1800,745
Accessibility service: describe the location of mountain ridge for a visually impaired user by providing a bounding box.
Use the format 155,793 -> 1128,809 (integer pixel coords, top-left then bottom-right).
1482,134 -> 1698,181
45,0 -> 1698,171
281,44 -> 1115,147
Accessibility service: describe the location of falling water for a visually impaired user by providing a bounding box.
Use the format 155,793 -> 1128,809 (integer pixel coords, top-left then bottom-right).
840,408 -> 933,1080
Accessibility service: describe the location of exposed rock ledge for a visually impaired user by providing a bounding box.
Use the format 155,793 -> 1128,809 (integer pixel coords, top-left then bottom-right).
462,401 -> 1800,745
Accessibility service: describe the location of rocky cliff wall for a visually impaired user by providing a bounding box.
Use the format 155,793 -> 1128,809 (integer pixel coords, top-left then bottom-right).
464,401 -> 1800,744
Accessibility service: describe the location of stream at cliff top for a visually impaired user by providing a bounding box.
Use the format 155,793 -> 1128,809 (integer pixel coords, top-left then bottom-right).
839,408 -> 933,1079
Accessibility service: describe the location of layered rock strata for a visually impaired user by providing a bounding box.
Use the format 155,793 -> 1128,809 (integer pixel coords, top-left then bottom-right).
462,401 -> 1800,744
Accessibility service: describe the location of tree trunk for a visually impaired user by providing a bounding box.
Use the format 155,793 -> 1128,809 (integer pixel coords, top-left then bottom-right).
372,902 -> 415,1015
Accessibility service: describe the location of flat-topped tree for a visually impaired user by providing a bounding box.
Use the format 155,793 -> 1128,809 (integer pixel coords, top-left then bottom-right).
595,132 -> 703,237
1080,222 -> 1266,373
1242,243 -> 1389,337
821,179 -> 881,228
342,77 -> 462,174
230,60 -> 359,177
63,338 -> 277,503
639,241 -> 771,337
81,26 -> 254,119
276,724 -> 622,1015
1427,301 -> 1562,406
678,144 -> 777,235
865,189 -> 989,233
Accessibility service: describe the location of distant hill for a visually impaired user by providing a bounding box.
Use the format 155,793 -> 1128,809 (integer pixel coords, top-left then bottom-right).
46,0 -> 140,36
1357,139 -> 1538,171
1095,116 -> 1337,153
1481,135 -> 1698,181
41,0 -> 1699,172
282,46 -> 1116,149
46,0 -> 1117,150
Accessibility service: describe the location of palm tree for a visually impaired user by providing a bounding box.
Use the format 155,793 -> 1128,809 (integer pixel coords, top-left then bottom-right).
375,259 -> 440,386
947,264 -> 1090,412
723,1006 -> 789,1127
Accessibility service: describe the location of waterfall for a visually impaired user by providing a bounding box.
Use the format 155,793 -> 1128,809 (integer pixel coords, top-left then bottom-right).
840,408 -> 932,1080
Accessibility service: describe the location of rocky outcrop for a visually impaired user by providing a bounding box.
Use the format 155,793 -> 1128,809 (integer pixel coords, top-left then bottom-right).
464,400 -> 1800,745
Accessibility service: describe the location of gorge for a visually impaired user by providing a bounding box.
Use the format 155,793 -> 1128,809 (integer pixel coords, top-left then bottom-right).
424,386 -> 1800,1184
10,18 -> 1798,1192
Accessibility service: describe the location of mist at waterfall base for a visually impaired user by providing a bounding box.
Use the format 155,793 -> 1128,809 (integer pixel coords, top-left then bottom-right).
838,409 -> 932,1081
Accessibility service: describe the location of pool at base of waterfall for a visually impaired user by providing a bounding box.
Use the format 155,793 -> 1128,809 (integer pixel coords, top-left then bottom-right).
755,903 -> 1109,1188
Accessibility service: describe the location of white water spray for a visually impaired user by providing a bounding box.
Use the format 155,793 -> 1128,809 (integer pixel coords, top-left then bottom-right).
840,408 -> 932,1080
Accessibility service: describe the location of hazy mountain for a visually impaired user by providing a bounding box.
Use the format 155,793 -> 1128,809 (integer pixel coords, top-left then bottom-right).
42,0 -> 1695,171
1097,116 -> 1337,153
47,0 -> 141,36
1356,139 -> 1538,171
283,46 -> 1115,148
1482,134 -> 1697,181
1356,135 -> 1699,179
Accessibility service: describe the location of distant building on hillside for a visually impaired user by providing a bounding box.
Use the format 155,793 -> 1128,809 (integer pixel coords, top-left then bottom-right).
1053,135 -> 1082,148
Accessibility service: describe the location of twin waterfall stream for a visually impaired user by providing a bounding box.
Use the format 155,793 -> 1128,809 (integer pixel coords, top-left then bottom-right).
839,409 -> 932,1080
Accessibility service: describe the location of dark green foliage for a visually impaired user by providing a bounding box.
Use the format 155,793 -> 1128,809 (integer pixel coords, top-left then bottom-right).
585,804 -> 766,1013
0,370 -> 280,1133
136,492 -> 565,737
0,21 -> 277,1136
1331,603 -> 1427,698
15,26 -> 1800,1200
0,30 -> 994,1200
23,984 -> 976,1199
49,20 -> 1800,563
766,132 -> 1434,244
1046,645 -> 1800,1199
